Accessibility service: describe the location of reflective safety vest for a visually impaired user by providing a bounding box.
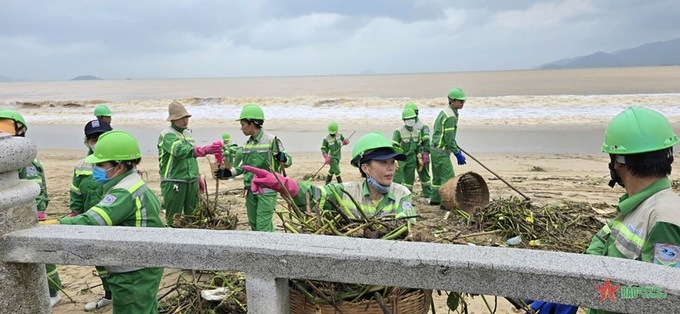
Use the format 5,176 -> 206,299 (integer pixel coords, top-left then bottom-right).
69,157 -> 104,213
234,130 -> 292,189
392,126 -> 420,156
413,119 -> 431,154
321,133 -> 346,158
158,125 -> 199,182
431,107 -> 459,153
18,158 -> 49,212
59,170 -> 165,273
295,180 -> 416,223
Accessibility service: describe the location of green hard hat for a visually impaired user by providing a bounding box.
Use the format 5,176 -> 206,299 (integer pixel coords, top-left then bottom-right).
222,133 -> 231,141
328,121 -> 339,134
448,87 -> 467,101
93,105 -> 112,117
85,130 -> 142,163
0,109 -> 27,130
405,102 -> 419,112
237,104 -> 265,121
351,132 -> 405,167
402,108 -> 417,120
602,106 -> 679,155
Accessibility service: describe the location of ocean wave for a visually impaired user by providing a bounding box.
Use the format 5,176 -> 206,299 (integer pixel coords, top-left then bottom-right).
4,94 -> 680,126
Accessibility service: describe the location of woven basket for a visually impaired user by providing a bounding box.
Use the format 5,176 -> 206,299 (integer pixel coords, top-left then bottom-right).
290,288 -> 431,314
439,171 -> 490,213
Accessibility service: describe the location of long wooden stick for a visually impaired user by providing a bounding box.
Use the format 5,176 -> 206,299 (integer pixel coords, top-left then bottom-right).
273,136 -> 287,177
459,147 -> 531,201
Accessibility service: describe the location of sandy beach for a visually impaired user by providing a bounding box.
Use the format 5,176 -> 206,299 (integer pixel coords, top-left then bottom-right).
4,67 -> 676,313
39,128 -> 679,313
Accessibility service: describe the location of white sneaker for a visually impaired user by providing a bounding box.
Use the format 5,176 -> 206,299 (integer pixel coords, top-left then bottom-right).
84,297 -> 112,311
49,294 -> 61,307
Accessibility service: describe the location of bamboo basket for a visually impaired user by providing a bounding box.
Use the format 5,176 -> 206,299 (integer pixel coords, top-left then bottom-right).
439,171 -> 490,213
289,288 -> 432,314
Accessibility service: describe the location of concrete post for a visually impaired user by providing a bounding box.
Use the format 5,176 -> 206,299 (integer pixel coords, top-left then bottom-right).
0,133 -> 49,313
246,274 -> 290,314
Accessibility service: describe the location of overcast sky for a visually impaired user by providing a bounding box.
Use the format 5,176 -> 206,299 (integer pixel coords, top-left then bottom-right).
2,0 -> 679,81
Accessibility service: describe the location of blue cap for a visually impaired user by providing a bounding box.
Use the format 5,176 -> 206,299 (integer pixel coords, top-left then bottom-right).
84,119 -> 112,137
359,147 -> 406,165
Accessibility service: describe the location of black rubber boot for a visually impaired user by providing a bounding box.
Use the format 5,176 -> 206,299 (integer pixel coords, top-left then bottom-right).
325,175 -> 333,185
336,176 -> 343,183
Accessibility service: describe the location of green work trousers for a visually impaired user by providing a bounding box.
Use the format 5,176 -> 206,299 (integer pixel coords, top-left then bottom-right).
246,190 -> 277,232
107,267 -> 163,314
394,154 -> 417,192
418,160 -> 432,198
161,181 -> 198,226
46,263 -> 62,296
327,157 -> 341,176
430,150 -> 454,204
95,265 -> 111,293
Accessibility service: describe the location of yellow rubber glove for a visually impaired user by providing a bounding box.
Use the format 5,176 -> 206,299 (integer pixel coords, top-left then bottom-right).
39,219 -> 60,225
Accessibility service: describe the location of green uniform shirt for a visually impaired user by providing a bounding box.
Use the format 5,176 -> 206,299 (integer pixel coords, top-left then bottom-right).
18,159 -> 49,212
158,124 -> 199,183
293,180 -> 416,223
234,130 -> 292,189
59,170 -> 164,228
585,177 -> 680,314
431,107 -> 459,153
69,153 -> 104,214
222,143 -> 243,165
413,119 -> 431,154
392,126 -> 421,156
321,133 -> 346,159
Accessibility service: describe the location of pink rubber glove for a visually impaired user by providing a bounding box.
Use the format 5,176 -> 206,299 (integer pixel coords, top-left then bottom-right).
194,141 -> 223,157
323,153 -> 331,165
241,165 -> 299,197
422,152 -> 430,165
69,211 -> 79,217
37,212 -> 46,221
342,139 -> 349,146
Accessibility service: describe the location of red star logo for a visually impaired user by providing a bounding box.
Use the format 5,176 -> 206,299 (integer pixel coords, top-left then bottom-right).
595,278 -> 620,302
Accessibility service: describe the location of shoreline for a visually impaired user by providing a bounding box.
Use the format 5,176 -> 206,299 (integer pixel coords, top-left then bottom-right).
28,122 -> 620,154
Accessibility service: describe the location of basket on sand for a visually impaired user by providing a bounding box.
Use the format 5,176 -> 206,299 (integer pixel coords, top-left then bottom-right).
290,288 -> 432,314
439,171 -> 490,213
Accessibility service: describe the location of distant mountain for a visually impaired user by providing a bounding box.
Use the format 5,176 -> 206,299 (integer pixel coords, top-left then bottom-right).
71,75 -> 103,81
539,38 -> 680,69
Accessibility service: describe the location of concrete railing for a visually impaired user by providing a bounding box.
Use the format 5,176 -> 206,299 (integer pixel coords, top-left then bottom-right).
1,134 -> 680,313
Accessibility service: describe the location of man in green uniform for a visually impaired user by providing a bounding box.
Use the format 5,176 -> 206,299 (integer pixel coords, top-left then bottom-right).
528,107 -> 680,314
321,121 -> 349,184
94,104 -> 113,125
70,120 -> 115,311
214,104 -> 292,232
158,101 -> 221,225
405,102 -> 432,198
429,88 -> 467,206
46,130 -> 166,314
222,132 -> 243,169
239,132 -> 416,223
0,109 -> 63,307
392,108 -> 420,192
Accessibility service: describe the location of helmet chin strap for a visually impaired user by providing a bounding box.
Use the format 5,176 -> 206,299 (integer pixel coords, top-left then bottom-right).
608,155 -> 625,188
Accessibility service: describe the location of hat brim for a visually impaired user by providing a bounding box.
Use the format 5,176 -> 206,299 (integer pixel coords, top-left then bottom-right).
84,153 -> 107,164
167,114 -> 192,122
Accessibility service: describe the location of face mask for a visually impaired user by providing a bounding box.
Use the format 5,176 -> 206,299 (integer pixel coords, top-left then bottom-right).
89,143 -> 97,151
404,119 -> 416,127
93,166 -> 112,184
366,173 -> 391,194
